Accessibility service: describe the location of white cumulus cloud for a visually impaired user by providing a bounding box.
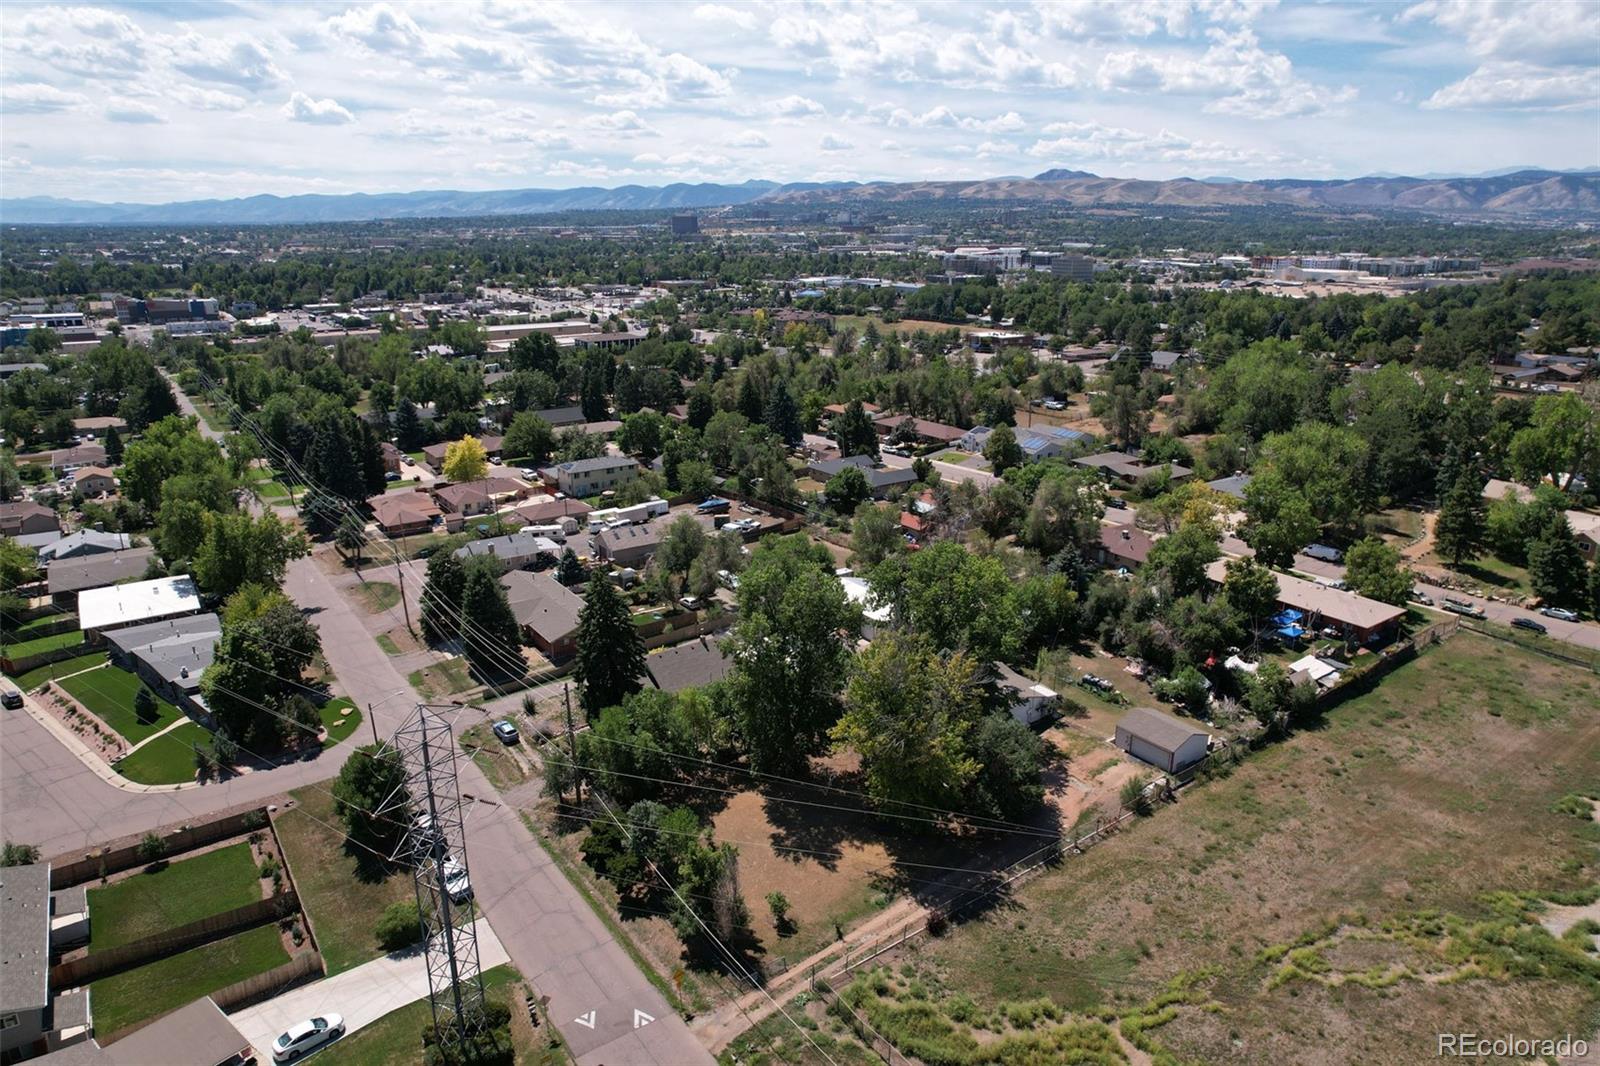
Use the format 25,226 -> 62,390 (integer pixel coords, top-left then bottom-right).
282,91 -> 354,125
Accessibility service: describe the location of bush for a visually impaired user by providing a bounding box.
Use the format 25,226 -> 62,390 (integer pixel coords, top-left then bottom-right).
137,832 -> 164,865
134,686 -> 159,725
421,999 -> 513,1066
375,900 -> 424,952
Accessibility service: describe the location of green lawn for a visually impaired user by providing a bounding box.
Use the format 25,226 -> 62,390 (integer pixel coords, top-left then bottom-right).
275,786 -> 417,976
326,964 -> 564,1066
88,842 -> 262,949
58,665 -> 183,744
1,628 -> 87,658
113,722 -> 209,785
375,633 -> 402,656
89,925 -> 290,1037
353,581 -> 401,613
321,698 -> 364,749
8,650 -> 107,690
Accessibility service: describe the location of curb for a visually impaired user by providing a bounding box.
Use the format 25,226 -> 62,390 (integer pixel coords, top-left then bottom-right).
20,693 -> 201,794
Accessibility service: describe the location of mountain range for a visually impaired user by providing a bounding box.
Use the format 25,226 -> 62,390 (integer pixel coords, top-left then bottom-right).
4,169 -> 1595,224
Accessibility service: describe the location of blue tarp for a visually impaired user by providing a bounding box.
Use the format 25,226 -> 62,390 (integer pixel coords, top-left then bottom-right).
1276,624 -> 1306,640
1270,608 -> 1305,625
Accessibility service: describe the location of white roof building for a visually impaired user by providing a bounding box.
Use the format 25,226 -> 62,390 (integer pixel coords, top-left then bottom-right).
78,575 -> 202,635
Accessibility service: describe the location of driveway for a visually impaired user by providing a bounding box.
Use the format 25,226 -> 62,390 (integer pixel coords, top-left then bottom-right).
230,919 -> 510,1057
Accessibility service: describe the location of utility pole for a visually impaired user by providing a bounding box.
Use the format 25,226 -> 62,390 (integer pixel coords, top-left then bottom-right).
397,565 -> 415,637
563,684 -> 580,806
368,702 -> 378,747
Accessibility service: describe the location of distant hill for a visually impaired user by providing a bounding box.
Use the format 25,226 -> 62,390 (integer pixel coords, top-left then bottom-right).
4,169 -> 1595,224
761,169 -> 1600,216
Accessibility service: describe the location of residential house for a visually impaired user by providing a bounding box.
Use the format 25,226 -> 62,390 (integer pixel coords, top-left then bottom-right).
1017,425 -> 1093,462
1568,510 -> 1600,559
32,996 -> 253,1066
871,413 -> 966,447
806,455 -> 918,498
500,570 -> 583,658
1482,478 -> 1534,504
593,523 -> 662,567
454,531 -> 560,571
368,492 -> 442,537
1149,350 -> 1191,372
1205,474 -> 1252,500
77,575 -> 202,638
822,401 -> 881,423
646,637 -> 733,693
379,442 -> 404,474
1,863 -> 94,1064
36,531 -> 133,563
1097,524 -> 1154,570
555,456 -> 640,497
511,496 -> 594,528
70,416 -> 125,435
1202,559 -> 1404,643
432,477 -> 527,517
1073,452 -> 1193,486
102,613 -> 220,711
1114,707 -> 1210,773
421,435 -> 504,472
531,405 -> 587,428
957,425 -> 993,452
16,444 -> 107,475
70,468 -> 116,497
46,547 -> 156,604
992,663 -> 1059,727
0,502 -> 60,537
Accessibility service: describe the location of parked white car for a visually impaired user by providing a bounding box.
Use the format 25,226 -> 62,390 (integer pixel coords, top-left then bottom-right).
272,1014 -> 345,1062
440,856 -> 473,903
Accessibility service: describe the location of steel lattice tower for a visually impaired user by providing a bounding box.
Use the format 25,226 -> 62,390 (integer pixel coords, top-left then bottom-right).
390,704 -> 487,1048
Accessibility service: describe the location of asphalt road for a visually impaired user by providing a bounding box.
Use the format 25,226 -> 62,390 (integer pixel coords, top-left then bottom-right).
2,550 -> 712,1065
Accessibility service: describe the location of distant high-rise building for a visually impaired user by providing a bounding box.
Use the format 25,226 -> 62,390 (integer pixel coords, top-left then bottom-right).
670,213 -> 699,236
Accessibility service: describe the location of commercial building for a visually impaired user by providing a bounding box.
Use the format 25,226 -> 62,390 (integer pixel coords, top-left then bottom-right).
670,213 -> 699,236
114,297 -> 219,325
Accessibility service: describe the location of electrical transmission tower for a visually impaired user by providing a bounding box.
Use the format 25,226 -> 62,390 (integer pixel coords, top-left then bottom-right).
392,704 -> 487,1048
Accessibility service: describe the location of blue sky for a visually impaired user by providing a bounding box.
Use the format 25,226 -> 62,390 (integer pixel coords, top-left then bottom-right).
1,0 -> 1596,202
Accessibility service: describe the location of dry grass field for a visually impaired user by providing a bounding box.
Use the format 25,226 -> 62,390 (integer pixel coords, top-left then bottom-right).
872,633 -> 1600,1065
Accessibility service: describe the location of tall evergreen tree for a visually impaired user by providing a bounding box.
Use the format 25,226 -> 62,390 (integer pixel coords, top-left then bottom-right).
459,561 -> 523,677
762,380 -> 802,446
1434,470 -> 1487,567
359,421 -> 387,496
104,425 -> 124,465
556,547 -> 585,586
394,400 -> 424,451
686,388 -> 715,431
580,352 -> 611,422
1528,518 -> 1587,607
737,373 -> 763,424
832,400 -> 879,460
573,576 -> 645,718
419,550 -> 466,644
306,407 -> 364,501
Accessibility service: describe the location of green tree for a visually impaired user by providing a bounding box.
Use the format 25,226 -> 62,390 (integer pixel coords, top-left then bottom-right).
460,560 -> 523,678
762,380 -> 802,446
1141,520 -> 1220,599
1434,470 -> 1487,567
676,460 -> 716,500
333,744 -> 411,864
1246,659 -> 1292,735
0,842 -> 41,867
192,511 -> 309,599
824,465 -> 871,512
1509,392 -> 1598,493
574,576 -> 646,717
336,513 -> 368,570
849,502 -> 903,571
0,539 -> 39,592
419,550 -> 467,644
724,536 -> 860,772
1258,423 -> 1371,530
966,714 -> 1047,819
104,425 -> 124,465
1222,556 -> 1279,633
579,689 -> 699,804
833,631 -> 981,811
134,685 -> 159,725
555,547 -> 585,586
1343,537 -> 1412,606
869,541 -> 1015,662
1156,665 -> 1211,715
1240,470 -> 1319,568
982,423 -> 1025,476
1019,470 -> 1104,558
832,400 -> 879,460
502,412 -> 555,464
618,411 -> 669,461
1528,517 -> 1588,607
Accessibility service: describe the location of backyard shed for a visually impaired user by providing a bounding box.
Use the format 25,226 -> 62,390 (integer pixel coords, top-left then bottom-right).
1114,707 -> 1210,773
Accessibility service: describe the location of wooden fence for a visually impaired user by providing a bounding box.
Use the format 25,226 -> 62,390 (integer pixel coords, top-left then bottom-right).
212,951 -> 325,1012
3,639 -> 92,678
51,892 -> 299,989
48,807 -> 269,889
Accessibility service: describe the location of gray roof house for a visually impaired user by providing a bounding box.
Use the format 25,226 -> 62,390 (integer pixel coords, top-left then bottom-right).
454,531 -> 561,571
0,864 -> 51,1061
1149,350 -> 1191,371
501,571 -> 583,657
102,613 -> 221,703
807,455 -> 919,497
555,455 -> 640,496
36,530 -> 134,564
646,637 -> 733,693
532,405 -> 587,427
1205,474 -> 1253,500
46,547 -> 155,598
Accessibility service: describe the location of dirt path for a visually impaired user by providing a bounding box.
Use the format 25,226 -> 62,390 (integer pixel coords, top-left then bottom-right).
1399,509 -> 1437,562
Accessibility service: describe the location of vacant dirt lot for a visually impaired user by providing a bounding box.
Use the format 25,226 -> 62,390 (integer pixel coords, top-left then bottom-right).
900,633 -> 1600,1065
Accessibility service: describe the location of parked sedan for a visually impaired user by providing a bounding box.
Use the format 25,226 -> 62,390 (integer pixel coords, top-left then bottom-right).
1511,617 -> 1548,635
272,1014 -> 345,1062
492,719 -> 519,744
1539,606 -> 1579,622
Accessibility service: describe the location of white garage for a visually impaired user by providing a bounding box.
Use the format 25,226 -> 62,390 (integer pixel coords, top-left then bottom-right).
1114,707 -> 1210,773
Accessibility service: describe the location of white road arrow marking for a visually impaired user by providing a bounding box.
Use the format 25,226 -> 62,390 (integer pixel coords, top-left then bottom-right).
633,1009 -> 655,1030
574,1011 -> 596,1029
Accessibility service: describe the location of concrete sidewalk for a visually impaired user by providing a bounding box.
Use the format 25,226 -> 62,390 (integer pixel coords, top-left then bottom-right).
229,918 -> 510,1057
